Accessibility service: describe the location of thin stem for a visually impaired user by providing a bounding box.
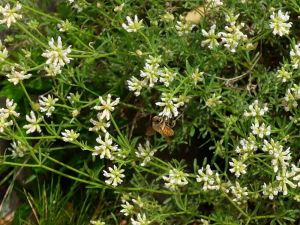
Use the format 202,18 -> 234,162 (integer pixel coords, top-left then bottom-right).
16,22 -> 48,48
20,81 -> 34,106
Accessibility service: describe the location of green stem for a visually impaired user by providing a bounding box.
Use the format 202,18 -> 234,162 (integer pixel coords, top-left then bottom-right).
16,22 -> 48,48
139,31 -> 155,53
20,82 -> 34,106
223,192 -> 249,219
22,4 -> 61,22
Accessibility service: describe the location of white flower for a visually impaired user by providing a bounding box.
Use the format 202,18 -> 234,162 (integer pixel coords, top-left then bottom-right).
44,65 -> 62,77
206,0 -> 223,8
163,168 -> 188,191
94,94 -> 120,120
0,2 -> 22,28
159,67 -> 176,87
160,12 -> 175,22
132,196 -> 144,208
131,213 -> 151,225
269,10 -> 292,36
229,158 -> 247,177
23,111 -> 43,134
156,93 -> 179,119
127,76 -> 145,96
276,66 -> 292,83
67,92 -> 81,104
243,100 -> 268,117
262,139 -> 291,173
6,67 -> 32,85
114,3 -> 125,12
0,116 -> 13,133
89,113 -> 110,132
42,36 -> 72,68
140,63 -> 160,88
135,140 -> 157,166
191,68 -> 204,85
175,16 -> 196,36
283,87 -> 298,111
201,24 -> 219,49
122,15 -> 143,32
276,168 -> 297,195
0,40 -> 8,61
39,95 -> 58,117
290,43 -> 300,69
93,133 -> 119,160
176,95 -> 190,107
146,55 -> 162,65
235,135 -> 257,160
0,98 -> 20,118
230,181 -> 249,205
196,164 -> 221,191
120,201 -> 134,216
103,165 -> 125,187
9,141 -> 27,158
90,220 -> 105,225
61,129 -> 79,142
218,14 -> 247,52
250,119 -> 271,138
57,19 -> 72,32
262,183 -> 279,200
205,93 -> 222,108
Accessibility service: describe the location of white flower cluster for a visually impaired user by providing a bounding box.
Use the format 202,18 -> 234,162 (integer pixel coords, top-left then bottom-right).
250,118 -> 271,138
120,194 -> 144,217
57,19 -> 73,33
244,100 -> 268,118
262,139 -> 291,173
201,25 -> 219,49
191,68 -> 204,85
269,10 -> 292,37
122,15 -> 144,33
38,95 -> 59,117
90,219 -> 105,225
61,129 -> 80,142
6,67 -> 32,85
103,165 -> 125,187
156,93 -> 189,119
230,181 -> 249,205
205,93 -> 222,108
175,15 -> 196,36
229,136 -> 257,178
196,164 -> 221,191
9,141 -> 27,158
163,168 -> 189,191
283,84 -> 300,111
248,123 -> 300,199
0,2 -> 22,28
0,40 -> 8,62
91,94 -> 120,160
135,140 -> 157,166
127,55 -> 177,96
290,43 -> 300,69
42,36 -> 72,77
23,111 -> 43,134
206,0 -> 223,8
218,13 -> 248,52
0,98 -> 20,119
93,133 -> 120,160
131,213 -> 151,225
276,66 -> 292,83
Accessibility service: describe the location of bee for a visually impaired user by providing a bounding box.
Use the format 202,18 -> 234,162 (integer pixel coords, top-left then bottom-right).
146,116 -> 175,137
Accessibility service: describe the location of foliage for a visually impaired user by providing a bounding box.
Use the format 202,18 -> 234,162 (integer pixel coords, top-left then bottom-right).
1,0 -> 300,224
